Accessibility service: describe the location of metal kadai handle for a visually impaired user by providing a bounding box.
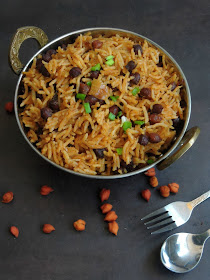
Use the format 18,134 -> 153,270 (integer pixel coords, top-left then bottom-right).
157,126 -> 200,170
9,26 -> 48,75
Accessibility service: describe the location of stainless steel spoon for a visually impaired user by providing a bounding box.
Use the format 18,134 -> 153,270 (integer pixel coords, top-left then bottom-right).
160,229 -> 210,273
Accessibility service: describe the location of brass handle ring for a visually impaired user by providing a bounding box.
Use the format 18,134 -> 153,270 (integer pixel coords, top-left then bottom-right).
157,126 -> 200,170
9,26 -> 48,75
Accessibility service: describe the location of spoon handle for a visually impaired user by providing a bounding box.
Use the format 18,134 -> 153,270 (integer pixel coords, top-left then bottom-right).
200,229 -> 210,244
189,190 -> 210,209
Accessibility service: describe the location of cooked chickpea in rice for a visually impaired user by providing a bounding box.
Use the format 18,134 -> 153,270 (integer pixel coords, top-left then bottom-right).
18,33 -> 185,175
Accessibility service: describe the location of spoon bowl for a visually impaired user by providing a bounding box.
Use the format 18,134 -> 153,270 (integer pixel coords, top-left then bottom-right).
160,229 -> 210,273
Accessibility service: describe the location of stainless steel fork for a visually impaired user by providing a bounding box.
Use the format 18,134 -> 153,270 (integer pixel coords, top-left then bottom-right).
141,190 -> 210,234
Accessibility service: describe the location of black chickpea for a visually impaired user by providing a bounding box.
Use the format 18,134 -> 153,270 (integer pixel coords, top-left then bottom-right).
69,67 -> 82,78
41,107 -> 53,120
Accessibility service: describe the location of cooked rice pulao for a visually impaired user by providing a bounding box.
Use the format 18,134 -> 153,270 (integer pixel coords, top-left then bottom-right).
18,33 -> 185,175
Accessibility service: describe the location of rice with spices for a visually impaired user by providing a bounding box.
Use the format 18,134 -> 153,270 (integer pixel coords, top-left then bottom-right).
18,33 -> 184,175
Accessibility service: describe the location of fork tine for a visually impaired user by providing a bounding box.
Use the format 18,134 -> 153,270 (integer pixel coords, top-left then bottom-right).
151,222 -> 177,235
141,207 -> 167,221
147,217 -> 174,229
144,212 -> 170,225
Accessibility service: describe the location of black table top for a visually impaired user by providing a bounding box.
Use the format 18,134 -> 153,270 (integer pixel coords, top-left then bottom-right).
0,0 -> 209,279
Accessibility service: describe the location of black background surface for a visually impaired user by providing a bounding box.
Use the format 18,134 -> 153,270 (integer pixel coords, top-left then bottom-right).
0,0 -> 209,279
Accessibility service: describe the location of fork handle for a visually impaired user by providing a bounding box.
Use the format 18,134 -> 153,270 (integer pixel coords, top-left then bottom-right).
189,190 -> 210,209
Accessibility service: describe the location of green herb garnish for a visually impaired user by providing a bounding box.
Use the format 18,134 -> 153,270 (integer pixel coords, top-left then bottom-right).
117,111 -> 122,118
122,121 -> 132,132
91,63 -> 101,71
76,93 -> 86,100
105,59 -> 115,66
84,103 -> 91,113
132,87 -> 140,96
110,96 -> 119,102
108,112 -> 116,121
106,55 -> 114,60
134,120 -> 145,126
147,159 -> 154,164
116,148 -> 123,155
86,81 -> 92,87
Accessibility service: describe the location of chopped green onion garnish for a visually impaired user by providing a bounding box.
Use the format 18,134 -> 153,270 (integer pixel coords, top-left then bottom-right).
106,55 -> 114,60
132,87 -> 140,96
76,93 -> 86,100
134,120 -> 145,126
117,111 -> 122,118
116,148 -> 123,155
110,96 -> 119,102
105,59 -> 114,66
86,81 -> 92,87
108,112 -> 116,121
84,102 -> 91,113
122,121 -> 132,132
91,63 -> 101,71
147,159 -> 154,164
